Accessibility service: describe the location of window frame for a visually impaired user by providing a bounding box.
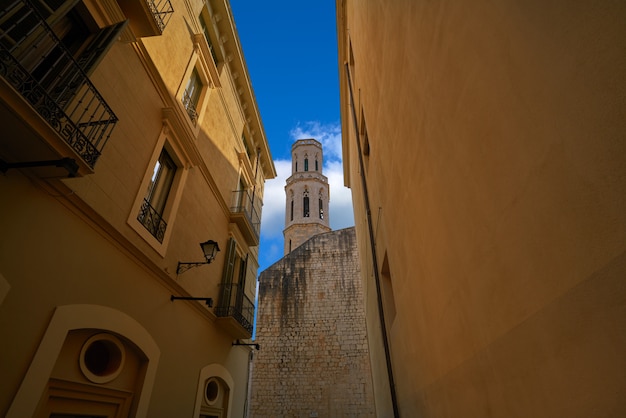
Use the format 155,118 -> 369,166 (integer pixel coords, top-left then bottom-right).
128,126 -> 189,255
319,197 -> 324,219
198,11 -> 221,67
177,27 -> 220,132
303,190 -> 310,218
181,67 -> 204,124
178,58 -> 211,129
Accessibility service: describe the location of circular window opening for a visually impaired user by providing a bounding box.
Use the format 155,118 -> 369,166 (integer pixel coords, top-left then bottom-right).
205,378 -> 220,405
79,333 -> 125,384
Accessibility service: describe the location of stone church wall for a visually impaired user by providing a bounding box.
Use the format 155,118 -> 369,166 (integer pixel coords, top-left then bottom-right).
251,227 -> 375,417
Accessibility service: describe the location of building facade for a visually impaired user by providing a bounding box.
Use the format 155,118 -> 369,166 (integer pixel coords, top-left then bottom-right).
283,138 -> 331,255
337,1 -> 626,417
0,0 -> 275,417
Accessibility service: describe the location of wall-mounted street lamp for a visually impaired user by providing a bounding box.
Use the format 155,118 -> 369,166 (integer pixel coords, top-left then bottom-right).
177,240 -> 220,275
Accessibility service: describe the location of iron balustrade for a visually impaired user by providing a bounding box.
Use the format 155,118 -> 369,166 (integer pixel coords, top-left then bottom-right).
215,282 -> 254,334
231,189 -> 261,239
137,198 -> 168,243
146,0 -> 174,32
0,0 -> 118,168
181,88 -> 198,124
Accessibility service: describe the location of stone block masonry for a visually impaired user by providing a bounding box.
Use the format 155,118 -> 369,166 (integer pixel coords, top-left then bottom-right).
251,227 -> 375,418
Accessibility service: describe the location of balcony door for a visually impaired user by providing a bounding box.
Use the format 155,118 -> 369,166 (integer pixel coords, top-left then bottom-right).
1,0 -> 126,103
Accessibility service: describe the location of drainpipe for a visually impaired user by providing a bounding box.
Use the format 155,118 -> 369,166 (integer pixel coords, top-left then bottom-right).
344,63 -> 400,417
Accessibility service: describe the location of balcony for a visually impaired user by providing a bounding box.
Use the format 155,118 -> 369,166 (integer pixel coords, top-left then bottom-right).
230,189 -> 261,246
181,88 -> 198,125
137,198 -> 167,243
0,0 -> 118,175
119,0 -> 174,38
215,282 -> 254,339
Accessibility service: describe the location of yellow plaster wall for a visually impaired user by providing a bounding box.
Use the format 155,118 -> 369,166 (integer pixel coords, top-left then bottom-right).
339,1 -> 626,416
0,0 -> 271,416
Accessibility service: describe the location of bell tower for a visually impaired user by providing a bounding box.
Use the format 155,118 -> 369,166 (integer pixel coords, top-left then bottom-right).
283,138 -> 331,254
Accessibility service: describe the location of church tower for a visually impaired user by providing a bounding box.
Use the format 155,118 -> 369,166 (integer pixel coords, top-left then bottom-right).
283,138 -> 331,254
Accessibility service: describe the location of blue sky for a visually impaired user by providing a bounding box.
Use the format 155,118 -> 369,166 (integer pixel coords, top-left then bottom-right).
229,1 -> 355,272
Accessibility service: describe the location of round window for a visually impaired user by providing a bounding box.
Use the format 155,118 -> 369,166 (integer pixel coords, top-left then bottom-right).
79,333 -> 125,384
205,378 -> 220,405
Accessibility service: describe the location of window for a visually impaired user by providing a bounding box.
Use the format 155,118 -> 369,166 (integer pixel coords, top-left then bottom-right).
242,133 -> 253,162
290,199 -> 294,221
182,68 -> 204,124
0,0 -> 125,168
3,0 -> 126,79
234,178 -> 246,210
216,238 -> 254,335
304,157 -> 309,172
193,365 -> 233,418
199,14 -> 219,65
315,158 -> 319,171
129,124 -> 189,253
303,191 -> 310,217
319,198 -> 324,219
137,149 -> 176,243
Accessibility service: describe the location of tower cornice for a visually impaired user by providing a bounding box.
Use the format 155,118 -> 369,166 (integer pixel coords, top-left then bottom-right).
285,171 -> 329,185
291,138 -> 322,150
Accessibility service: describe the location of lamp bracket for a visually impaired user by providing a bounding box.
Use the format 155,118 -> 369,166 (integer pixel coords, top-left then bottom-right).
0,158 -> 79,177
232,340 -> 260,350
170,295 -> 213,307
176,261 -> 211,275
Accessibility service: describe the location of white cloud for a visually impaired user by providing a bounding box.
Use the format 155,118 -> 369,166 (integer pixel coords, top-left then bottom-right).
259,159 -> 290,239
289,121 -> 343,162
325,160 -> 354,230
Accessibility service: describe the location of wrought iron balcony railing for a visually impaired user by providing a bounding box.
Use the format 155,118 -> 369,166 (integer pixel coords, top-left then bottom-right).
146,0 -> 174,32
215,282 -> 254,335
181,89 -> 198,124
137,198 -> 167,243
231,189 -> 261,240
0,0 -> 118,168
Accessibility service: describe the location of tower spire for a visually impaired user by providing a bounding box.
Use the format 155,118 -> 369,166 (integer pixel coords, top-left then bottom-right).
283,138 -> 331,254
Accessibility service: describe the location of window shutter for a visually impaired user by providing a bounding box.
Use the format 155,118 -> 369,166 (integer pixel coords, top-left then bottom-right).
235,254 -> 248,310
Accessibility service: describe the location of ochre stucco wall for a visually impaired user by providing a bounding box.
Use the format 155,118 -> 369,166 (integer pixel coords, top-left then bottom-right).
338,1 -> 626,417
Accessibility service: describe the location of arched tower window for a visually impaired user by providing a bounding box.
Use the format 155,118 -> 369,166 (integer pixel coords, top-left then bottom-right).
303,191 -> 310,217
319,189 -> 324,219
315,158 -> 319,171
304,155 -> 309,172
290,199 -> 294,221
